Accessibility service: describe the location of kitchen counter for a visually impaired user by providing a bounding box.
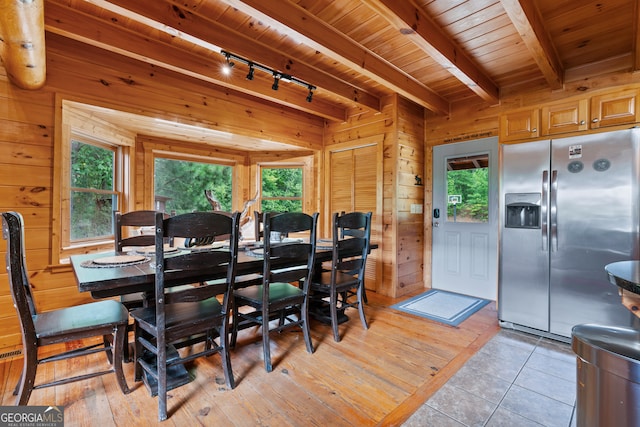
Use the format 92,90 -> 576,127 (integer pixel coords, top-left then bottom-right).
605,260 -> 640,317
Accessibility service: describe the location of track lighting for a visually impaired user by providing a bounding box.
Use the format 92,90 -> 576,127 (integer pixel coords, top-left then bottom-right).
220,50 -> 316,102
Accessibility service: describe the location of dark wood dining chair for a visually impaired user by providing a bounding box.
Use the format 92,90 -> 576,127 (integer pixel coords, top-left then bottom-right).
114,210 -> 164,309
1,211 -> 130,405
310,211 -> 372,342
130,211 -> 241,421
253,211 -> 284,242
231,212 -> 318,372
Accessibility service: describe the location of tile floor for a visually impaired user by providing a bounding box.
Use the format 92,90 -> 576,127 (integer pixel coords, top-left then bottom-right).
404,328 -> 578,427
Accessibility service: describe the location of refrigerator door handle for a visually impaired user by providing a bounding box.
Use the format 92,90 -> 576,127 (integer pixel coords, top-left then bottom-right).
550,169 -> 558,252
541,170 -> 549,251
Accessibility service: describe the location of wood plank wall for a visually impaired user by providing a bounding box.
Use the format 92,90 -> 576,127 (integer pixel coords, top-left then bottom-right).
395,97 -> 426,297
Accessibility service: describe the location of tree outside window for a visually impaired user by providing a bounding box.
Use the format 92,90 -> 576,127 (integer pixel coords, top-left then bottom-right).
154,157 -> 232,214
446,154 -> 489,223
70,140 -> 118,241
260,167 -> 303,212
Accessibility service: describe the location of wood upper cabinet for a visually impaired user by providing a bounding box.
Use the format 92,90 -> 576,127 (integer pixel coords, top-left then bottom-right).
541,99 -> 588,136
590,88 -> 640,129
499,108 -> 540,142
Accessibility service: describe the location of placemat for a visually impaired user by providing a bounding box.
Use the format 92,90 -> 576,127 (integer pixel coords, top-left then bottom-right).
81,255 -> 149,268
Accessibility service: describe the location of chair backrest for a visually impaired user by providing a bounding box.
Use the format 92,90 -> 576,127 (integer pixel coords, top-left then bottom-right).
154,211 -> 240,306
331,211 -> 372,278
2,212 -> 39,342
253,211 -> 283,242
114,210 -> 162,253
262,212 -> 318,291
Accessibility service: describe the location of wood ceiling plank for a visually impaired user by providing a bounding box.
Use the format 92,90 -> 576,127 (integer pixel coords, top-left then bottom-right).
499,0 -> 564,90
362,0 -> 499,104
217,0 -> 450,114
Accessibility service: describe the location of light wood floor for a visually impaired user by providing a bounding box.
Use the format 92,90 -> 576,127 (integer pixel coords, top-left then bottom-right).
0,291 -> 499,426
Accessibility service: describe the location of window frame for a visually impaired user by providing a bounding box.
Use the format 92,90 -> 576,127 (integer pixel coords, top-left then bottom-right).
152,150 -> 236,215
258,164 -> 305,212
67,138 -> 122,244
52,99 -> 134,264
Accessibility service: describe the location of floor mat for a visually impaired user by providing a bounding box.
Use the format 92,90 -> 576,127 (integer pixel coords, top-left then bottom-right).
390,289 -> 491,326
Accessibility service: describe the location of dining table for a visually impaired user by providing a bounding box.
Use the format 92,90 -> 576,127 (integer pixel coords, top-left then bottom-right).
72,240 -> 333,299
71,239 -> 376,300
70,239 -> 376,395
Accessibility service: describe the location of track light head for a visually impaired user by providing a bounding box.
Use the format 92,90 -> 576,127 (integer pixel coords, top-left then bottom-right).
306,89 -> 313,103
272,73 -> 280,91
222,53 -> 235,76
246,63 -> 255,80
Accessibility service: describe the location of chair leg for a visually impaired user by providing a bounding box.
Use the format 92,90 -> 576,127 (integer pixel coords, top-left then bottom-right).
230,302 -> 239,349
15,343 -> 38,406
330,291 -> 341,342
112,325 -> 131,395
134,326 -> 143,382
357,285 -> 369,330
219,322 -> 235,389
157,342 -> 168,421
301,301 -> 314,354
262,306 -> 272,373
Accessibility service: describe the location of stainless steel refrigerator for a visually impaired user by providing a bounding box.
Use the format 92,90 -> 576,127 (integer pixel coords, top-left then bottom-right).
498,128 -> 640,340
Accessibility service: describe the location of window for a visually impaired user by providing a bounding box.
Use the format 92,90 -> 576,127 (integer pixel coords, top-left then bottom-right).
69,140 -> 119,241
446,154 -> 489,223
154,156 -> 233,214
260,167 -> 303,212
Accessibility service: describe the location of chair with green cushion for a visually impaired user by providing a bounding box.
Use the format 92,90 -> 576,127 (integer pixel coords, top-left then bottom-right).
2,211 -> 130,405
232,212 -> 318,372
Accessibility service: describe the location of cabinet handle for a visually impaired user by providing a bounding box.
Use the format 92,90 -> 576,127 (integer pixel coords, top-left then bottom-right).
592,118 -> 599,123
532,128 -> 537,132
580,120 -> 586,125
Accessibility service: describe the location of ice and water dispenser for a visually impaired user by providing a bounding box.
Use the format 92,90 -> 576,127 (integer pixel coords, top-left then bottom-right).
505,193 -> 541,229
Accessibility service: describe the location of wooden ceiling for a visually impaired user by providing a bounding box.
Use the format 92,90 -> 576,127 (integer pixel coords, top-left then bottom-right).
3,0 -> 639,148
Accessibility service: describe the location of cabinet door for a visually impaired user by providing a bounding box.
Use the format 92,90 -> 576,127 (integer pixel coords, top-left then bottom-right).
499,108 -> 540,142
590,88 -> 639,128
541,99 -> 588,135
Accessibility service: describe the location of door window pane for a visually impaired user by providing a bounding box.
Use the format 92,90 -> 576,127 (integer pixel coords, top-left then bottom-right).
446,154 -> 489,223
154,157 -> 232,214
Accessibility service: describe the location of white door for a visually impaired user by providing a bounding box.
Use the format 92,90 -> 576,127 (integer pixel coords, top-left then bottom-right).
431,137 -> 499,300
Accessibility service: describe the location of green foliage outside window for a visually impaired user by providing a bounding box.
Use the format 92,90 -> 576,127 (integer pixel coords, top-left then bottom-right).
70,140 -> 116,240
261,167 -> 303,212
154,158 -> 232,214
447,167 -> 489,222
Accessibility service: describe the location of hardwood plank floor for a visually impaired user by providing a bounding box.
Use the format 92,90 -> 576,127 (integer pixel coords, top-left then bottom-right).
0,291 -> 499,426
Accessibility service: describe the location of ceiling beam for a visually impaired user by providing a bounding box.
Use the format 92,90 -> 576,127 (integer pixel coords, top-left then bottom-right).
500,0 -> 564,90
363,0 -> 499,104
0,0 -> 46,89
634,0 -> 640,71
102,0 -> 381,114
45,1 -> 348,121
217,0 -> 450,115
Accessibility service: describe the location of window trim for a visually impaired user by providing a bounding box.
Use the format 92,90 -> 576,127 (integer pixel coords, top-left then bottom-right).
141,138 -> 245,215
52,99 -> 134,264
